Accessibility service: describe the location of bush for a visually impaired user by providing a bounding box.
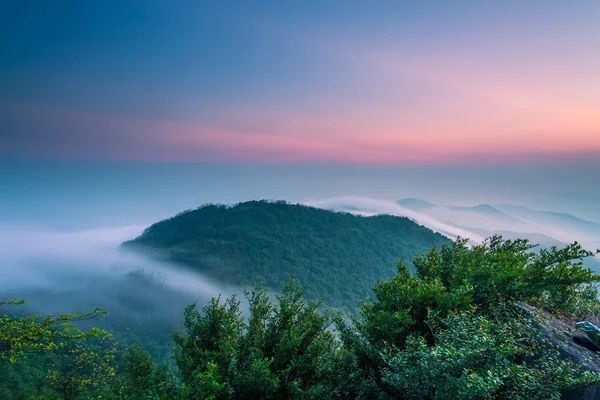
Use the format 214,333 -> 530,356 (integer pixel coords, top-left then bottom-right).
340,236 -> 600,399
382,308 -> 599,399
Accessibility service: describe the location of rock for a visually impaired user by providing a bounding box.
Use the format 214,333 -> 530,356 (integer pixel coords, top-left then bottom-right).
574,335 -> 600,353
516,303 -> 600,399
576,322 -> 600,349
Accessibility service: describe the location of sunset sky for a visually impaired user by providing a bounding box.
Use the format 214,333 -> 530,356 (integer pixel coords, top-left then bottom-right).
2,1 -> 599,164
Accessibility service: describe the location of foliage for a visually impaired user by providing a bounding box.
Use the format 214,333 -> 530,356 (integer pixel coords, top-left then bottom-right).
172,280 -> 348,399
340,235 -> 600,398
0,353 -> 51,399
0,298 -> 109,362
114,344 -> 174,399
44,336 -> 117,400
123,201 -> 450,310
0,299 -> 118,399
357,236 -> 599,348
382,308 -> 599,400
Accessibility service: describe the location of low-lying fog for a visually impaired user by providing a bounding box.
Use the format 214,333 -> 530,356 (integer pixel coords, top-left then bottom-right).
0,224 -> 236,354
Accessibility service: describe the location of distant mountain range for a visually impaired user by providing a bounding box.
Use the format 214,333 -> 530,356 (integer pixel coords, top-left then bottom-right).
394,198 -> 437,210
396,198 -> 600,273
494,204 -> 600,240
397,198 -> 600,244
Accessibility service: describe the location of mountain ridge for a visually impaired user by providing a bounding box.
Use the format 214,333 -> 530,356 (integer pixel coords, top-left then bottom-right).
123,200 -> 451,310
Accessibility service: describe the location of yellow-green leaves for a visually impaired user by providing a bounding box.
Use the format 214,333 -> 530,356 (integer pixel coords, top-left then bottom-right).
1,298 -> 108,362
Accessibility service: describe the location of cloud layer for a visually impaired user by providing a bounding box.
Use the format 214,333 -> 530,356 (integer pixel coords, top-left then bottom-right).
0,223 -> 226,297
306,196 -> 485,244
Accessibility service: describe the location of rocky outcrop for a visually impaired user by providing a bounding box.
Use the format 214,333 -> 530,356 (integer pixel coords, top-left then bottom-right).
517,304 -> 600,399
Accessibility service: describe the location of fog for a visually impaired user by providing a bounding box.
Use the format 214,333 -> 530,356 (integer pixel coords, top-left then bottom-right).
306,196 -> 486,244
0,223 -> 237,354
0,224 -> 227,294
2,160 -> 599,230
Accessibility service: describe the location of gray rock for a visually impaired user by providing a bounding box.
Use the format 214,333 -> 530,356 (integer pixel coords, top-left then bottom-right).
516,304 -> 600,399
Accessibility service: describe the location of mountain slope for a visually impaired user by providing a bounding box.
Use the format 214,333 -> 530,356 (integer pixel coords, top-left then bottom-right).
123,200 -> 450,310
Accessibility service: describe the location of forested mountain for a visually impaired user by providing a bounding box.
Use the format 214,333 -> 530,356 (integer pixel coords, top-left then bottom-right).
122,200 -> 450,309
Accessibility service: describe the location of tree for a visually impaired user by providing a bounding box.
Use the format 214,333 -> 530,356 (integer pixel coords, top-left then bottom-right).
115,344 -> 173,399
1,299 -> 118,399
0,299 -> 109,362
339,236 -> 600,399
172,280 -> 348,399
381,308 -> 598,400
45,336 -> 116,400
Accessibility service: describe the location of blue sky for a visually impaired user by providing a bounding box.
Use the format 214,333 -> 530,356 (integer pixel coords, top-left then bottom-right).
2,1 -> 599,163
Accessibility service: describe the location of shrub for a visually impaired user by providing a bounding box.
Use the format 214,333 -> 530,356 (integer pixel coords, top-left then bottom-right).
341,236 -> 600,399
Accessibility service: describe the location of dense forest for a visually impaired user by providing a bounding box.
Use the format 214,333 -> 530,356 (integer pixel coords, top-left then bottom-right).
3,203 -> 600,399
122,201 -> 450,310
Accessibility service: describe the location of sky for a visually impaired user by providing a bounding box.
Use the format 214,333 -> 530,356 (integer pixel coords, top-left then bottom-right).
1,1 -> 599,227
2,1 -> 599,164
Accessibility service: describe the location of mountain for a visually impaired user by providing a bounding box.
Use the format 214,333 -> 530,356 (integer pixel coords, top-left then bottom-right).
393,198 -> 600,273
448,203 -> 514,218
588,241 -> 600,250
534,192 -> 600,223
478,229 -> 565,248
495,204 -> 600,243
397,200 -> 531,234
397,197 -> 600,244
396,198 -> 437,210
122,200 -> 450,310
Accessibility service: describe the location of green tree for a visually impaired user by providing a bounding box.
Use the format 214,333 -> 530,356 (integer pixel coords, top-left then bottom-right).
115,344 -> 173,399
45,336 -> 116,400
172,280 -> 348,399
340,236 -> 600,399
381,308 -> 598,400
0,298 -> 108,362
1,299 -> 118,399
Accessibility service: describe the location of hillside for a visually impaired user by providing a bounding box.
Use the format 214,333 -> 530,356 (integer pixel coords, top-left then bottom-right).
122,200 -> 450,309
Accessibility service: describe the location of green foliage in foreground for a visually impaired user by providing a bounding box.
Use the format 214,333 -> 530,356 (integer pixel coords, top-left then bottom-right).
2,236 -> 600,399
355,236 -> 600,350
0,299 -> 108,362
340,236 -> 600,398
380,308 -> 599,400
0,300 -> 116,399
171,281 -> 350,399
123,200 -> 450,310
